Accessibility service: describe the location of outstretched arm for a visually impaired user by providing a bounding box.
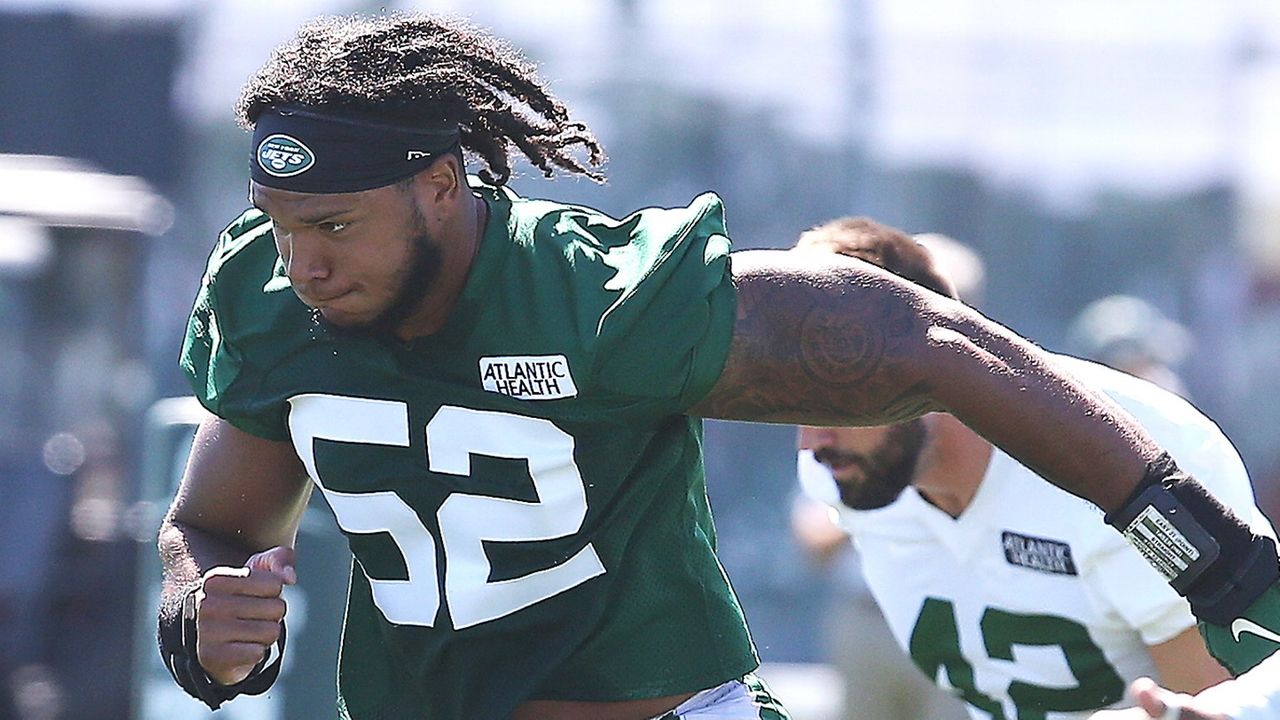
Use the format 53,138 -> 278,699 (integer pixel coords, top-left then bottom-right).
694,246 -> 1280,662
691,248 -> 1154,513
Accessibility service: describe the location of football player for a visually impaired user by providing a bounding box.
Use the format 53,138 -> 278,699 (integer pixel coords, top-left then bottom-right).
157,12 -> 1280,720
795,218 -> 1273,718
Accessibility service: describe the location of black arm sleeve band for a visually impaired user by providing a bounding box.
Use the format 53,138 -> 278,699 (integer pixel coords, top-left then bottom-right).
1105,452 -> 1280,626
157,585 -> 287,710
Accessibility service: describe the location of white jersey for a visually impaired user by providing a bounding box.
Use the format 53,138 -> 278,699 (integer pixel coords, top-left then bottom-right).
1200,650 -> 1280,720
799,356 -> 1275,720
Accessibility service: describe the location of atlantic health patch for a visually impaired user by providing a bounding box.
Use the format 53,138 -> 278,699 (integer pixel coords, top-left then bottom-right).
479,355 -> 578,400
1001,531 -> 1078,576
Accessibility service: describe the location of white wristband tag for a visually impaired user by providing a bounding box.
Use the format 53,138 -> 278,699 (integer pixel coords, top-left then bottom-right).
1123,505 -> 1201,581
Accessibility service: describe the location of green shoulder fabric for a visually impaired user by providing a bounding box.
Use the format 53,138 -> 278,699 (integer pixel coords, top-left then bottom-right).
178,208 -> 308,440
497,190 -> 736,411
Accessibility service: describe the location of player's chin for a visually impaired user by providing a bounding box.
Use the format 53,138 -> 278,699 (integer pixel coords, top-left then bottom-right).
829,467 -> 864,486
834,478 -> 903,510
316,304 -> 375,328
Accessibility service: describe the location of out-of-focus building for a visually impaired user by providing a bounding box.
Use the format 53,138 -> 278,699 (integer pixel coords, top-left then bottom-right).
0,154 -> 170,720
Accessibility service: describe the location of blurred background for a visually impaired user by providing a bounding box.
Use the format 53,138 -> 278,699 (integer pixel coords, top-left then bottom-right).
1,0 -> 1279,718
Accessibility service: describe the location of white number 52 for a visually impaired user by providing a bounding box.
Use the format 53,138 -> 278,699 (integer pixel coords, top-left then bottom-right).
287,394 -> 606,629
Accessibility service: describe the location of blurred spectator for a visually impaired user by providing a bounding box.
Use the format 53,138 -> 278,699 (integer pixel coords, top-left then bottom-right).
1066,295 -> 1192,397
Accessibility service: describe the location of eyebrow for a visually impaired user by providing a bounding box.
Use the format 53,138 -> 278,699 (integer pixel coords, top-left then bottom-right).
248,197 -> 355,225
296,207 -> 355,225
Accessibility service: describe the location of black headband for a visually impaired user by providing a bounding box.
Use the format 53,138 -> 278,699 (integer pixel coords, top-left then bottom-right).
249,105 -> 461,193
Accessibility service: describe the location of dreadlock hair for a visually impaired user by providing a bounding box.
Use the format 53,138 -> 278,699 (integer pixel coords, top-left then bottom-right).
236,13 -> 606,186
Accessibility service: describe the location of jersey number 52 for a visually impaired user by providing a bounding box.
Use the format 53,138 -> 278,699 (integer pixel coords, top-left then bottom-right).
287,393 -> 606,630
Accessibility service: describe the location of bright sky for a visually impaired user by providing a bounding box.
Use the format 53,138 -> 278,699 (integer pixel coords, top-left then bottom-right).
866,0 -> 1280,207
5,0 -> 1279,208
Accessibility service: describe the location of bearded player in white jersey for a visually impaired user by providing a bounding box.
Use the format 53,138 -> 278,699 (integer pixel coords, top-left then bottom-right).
793,218 -> 1275,719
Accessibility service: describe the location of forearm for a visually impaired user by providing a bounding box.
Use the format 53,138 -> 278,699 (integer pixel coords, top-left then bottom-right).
922,307 -> 1156,513
731,228 -> 1278,664
922,307 -> 1277,627
157,518 -> 265,614
158,418 -> 311,615
1148,626 -> 1231,694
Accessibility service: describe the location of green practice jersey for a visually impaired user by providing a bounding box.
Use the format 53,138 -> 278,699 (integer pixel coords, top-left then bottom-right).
180,182 -> 758,719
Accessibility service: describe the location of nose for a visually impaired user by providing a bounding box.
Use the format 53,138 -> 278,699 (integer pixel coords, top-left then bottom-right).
280,230 -> 331,286
797,426 -> 835,451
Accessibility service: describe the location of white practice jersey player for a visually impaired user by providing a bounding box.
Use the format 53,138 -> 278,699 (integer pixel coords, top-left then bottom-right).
799,356 -> 1276,720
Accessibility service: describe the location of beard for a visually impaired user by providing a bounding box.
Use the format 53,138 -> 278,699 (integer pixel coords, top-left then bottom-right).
815,419 -> 927,510
366,228 -> 443,335
314,206 -> 443,337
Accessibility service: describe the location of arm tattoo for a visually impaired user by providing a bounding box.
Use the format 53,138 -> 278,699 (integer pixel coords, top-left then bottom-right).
690,253 -> 941,425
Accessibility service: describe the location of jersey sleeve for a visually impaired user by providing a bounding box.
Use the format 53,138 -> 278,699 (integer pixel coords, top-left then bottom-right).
1203,650 -> 1280,720
588,192 -> 738,411
1063,356 -> 1276,644
1082,536 -> 1199,645
178,210 -> 291,441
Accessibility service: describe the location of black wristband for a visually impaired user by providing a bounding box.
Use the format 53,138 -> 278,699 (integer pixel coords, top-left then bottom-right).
1105,452 -> 1280,625
157,585 -> 287,710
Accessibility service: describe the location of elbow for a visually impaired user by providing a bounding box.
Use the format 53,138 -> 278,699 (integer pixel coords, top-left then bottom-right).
924,316 -> 974,352
911,308 -> 1010,407
928,291 -> 1016,351
923,322 -> 989,376
156,516 -> 189,565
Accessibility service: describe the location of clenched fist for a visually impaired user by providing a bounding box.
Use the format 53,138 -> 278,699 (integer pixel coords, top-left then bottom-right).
194,545 -> 296,686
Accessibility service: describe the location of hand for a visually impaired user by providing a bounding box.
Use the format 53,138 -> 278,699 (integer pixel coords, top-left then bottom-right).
194,545 -> 296,686
790,497 -> 849,563
1088,678 -> 1229,720
1199,583 -> 1280,676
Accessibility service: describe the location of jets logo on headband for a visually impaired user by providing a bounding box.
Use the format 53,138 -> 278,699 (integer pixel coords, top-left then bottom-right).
250,105 -> 460,192
257,134 -> 316,177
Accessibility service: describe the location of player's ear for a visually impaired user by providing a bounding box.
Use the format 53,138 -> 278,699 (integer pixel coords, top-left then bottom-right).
412,154 -> 464,209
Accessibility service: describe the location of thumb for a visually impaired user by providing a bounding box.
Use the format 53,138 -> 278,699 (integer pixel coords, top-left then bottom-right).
246,545 -> 297,585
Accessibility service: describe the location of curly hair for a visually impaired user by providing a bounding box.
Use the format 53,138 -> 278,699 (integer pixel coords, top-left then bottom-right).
236,13 -> 606,185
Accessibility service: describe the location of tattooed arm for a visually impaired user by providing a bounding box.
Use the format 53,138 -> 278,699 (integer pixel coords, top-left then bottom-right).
688,248 -> 1157,513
